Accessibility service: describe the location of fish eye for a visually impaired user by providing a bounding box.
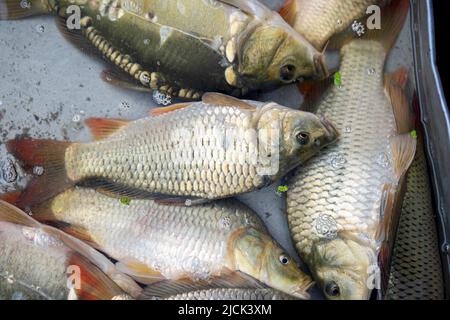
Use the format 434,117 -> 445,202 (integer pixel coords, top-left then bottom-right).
280,64 -> 296,82
296,132 -> 310,145
325,281 -> 341,297
279,254 -> 290,265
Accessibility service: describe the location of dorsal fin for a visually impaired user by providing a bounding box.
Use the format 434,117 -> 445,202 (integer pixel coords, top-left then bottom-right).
202,93 -> 256,111
85,118 -> 130,140
149,102 -> 193,116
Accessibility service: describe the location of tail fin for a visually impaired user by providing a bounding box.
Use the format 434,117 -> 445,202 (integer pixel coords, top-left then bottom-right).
6,139 -> 74,208
328,0 -> 410,51
0,0 -> 50,20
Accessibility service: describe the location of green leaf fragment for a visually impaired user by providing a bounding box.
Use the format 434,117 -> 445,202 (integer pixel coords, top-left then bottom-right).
120,197 -> 131,205
277,185 -> 289,193
410,130 -> 417,138
334,71 -> 342,87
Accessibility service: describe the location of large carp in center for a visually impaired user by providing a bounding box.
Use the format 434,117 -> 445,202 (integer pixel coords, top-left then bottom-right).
0,0 -> 327,99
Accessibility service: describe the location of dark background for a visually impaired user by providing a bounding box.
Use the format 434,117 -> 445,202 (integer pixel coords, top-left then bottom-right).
433,0 -> 449,103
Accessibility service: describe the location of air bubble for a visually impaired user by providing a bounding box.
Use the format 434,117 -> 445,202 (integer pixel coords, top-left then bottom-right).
120,101 -> 131,110
336,19 -> 343,26
152,90 -> 172,106
329,153 -> 347,169
35,24 -> 45,34
377,152 -> 390,168
143,39 -> 150,45
344,126 -> 352,133
1,159 -> 17,183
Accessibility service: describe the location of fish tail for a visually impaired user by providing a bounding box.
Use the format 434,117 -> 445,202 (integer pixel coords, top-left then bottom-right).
6,139 -> 74,208
328,0 -> 410,51
0,0 -> 52,20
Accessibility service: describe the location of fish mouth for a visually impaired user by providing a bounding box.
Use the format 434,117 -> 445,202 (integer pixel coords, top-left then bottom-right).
320,117 -> 340,144
314,53 -> 330,80
289,279 -> 315,300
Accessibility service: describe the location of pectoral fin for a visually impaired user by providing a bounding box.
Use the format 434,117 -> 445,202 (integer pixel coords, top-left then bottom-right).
116,258 -> 165,285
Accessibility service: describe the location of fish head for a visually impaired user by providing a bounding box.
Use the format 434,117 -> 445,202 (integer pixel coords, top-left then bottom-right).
231,227 -> 313,299
237,18 -> 328,90
280,110 -> 339,166
310,237 -> 375,300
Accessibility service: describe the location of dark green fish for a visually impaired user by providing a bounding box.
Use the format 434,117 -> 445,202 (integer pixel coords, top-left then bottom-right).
0,0 -> 327,99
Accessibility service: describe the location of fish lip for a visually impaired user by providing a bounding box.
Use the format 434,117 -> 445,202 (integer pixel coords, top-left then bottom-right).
320,117 -> 340,143
314,53 -> 330,80
290,280 -> 315,300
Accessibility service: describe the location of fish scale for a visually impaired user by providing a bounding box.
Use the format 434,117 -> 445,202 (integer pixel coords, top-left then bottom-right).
147,288 -> 295,300
284,21 -> 418,299
280,0 -> 390,50
288,40 -> 395,258
31,186 -> 314,299
0,223 -> 68,300
66,104 -> 261,198
46,187 -> 266,279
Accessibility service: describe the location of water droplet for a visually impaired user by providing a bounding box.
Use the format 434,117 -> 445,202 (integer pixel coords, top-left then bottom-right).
6,274 -> 14,284
336,19 -> 343,26
35,24 -> 45,33
79,110 -> 85,115
0,100 -> 3,106
1,159 -> 17,183
218,217 -> 231,229
351,20 -> 365,37
329,153 -> 347,169
344,126 -> 352,133
367,68 -> 376,75
143,39 -> 150,45
33,166 -> 44,176
120,101 -> 131,110
152,90 -> 172,106
377,152 -> 390,168
72,114 -> 81,123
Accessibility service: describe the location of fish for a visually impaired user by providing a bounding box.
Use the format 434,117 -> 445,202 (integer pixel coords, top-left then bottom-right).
386,132 -> 445,300
141,287 -> 295,300
5,186 -> 315,299
6,93 -> 339,207
0,200 -> 142,300
285,0 -> 416,300
0,0 -> 328,99
279,0 -> 391,50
